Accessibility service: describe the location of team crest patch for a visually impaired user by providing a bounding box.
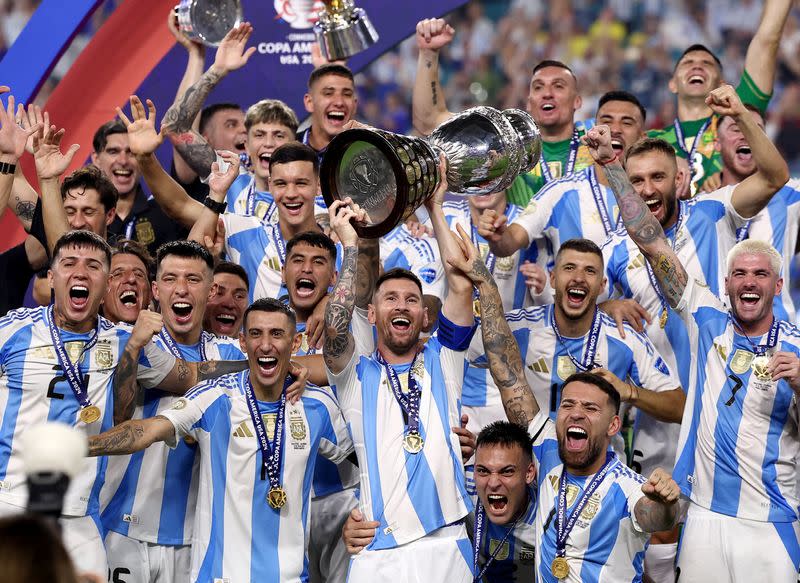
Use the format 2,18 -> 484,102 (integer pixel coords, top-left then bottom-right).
135,219 -> 155,246
171,398 -> 188,410
488,539 -> 510,561
496,256 -> 515,273
290,414 -> 307,441
95,343 -> 113,368
519,546 -> 535,563
254,201 -> 270,220
729,349 -> 754,375
557,356 -> 577,381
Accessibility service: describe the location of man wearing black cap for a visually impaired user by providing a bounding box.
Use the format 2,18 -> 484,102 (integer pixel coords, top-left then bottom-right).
648,0 -> 792,195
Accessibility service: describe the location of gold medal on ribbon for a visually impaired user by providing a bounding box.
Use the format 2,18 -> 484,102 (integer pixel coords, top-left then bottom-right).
403,432 -> 424,454
79,405 -> 101,424
751,355 -> 772,381
267,486 -> 287,509
659,308 -> 668,329
551,556 -> 570,579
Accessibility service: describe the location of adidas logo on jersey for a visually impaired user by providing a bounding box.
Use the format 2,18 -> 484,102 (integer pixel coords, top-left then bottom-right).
232,422 -> 254,438
123,513 -> 140,524
528,357 -> 550,374
627,253 -> 646,271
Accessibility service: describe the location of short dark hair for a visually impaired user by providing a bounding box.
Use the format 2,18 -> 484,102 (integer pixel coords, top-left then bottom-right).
214,261 -> 250,290
111,239 -> 153,281
61,165 -> 118,212
476,421 -> 533,462
53,230 -> 112,268
532,59 -> 577,82
243,297 -> 297,330
155,240 -> 214,273
597,90 -> 647,122
625,137 -> 677,165
308,63 -> 355,89
269,141 -> 320,175
199,103 -> 243,135
556,238 -> 604,266
375,268 -> 423,297
286,231 -> 337,263
675,44 -> 722,71
92,119 -> 128,153
562,372 -> 621,413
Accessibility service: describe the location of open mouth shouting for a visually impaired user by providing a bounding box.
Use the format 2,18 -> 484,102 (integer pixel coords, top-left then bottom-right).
541,102 -> 556,113
390,315 -> 412,333
294,278 -> 317,300
610,138 -> 625,156
644,195 -> 663,216
734,145 -> 752,164
282,200 -> 305,217
565,287 -> 588,309
326,110 -> 347,129
737,291 -> 763,315
69,284 -> 90,311
171,301 -> 194,325
119,289 -> 138,307
234,140 -> 246,153
486,493 -> 509,514
257,355 -> 279,377
565,425 -> 589,452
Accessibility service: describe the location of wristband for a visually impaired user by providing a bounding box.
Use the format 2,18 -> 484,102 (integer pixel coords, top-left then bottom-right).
0,161 -> 16,174
202,196 -> 227,214
597,154 -> 618,167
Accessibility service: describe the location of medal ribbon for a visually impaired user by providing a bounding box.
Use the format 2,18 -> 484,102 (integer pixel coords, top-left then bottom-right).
672,117 -> 711,185
123,214 -> 138,240
47,305 -> 100,410
555,452 -> 618,559
375,349 -> 422,436
730,314 -> 780,356
735,221 -> 751,243
472,500 -> 520,582
540,128 -> 580,184
644,204 -> 685,325
587,166 -> 617,236
244,374 -> 290,489
158,327 -> 209,362
551,307 -> 603,371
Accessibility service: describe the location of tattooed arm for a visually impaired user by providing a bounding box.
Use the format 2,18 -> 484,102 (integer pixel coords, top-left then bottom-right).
156,359 -> 250,395
448,223 -> 540,426
584,126 -> 688,309
88,417 -> 175,457
634,468 -> 681,532
161,23 -> 255,178
113,344 -> 142,425
355,236 -> 379,309
324,201 -> 361,374
412,18 -> 455,134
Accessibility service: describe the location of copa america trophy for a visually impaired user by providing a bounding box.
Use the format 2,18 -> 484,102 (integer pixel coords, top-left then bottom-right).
314,0 -> 379,61
175,0 -> 242,47
320,106 -> 541,238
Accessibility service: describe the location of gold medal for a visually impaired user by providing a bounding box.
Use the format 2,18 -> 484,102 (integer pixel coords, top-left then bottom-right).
551,556 -> 570,579
403,433 -> 424,454
659,308 -> 668,329
473,298 -> 481,318
79,405 -> 101,424
751,355 -> 772,381
267,486 -> 287,509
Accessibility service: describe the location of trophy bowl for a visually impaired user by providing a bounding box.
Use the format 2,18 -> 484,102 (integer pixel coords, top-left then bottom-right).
314,0 -> 379,61
320,107 -> 541,239
175,0 -> 242,47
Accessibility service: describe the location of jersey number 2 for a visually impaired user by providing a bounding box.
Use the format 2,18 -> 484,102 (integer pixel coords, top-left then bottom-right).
47,365 -> 90,400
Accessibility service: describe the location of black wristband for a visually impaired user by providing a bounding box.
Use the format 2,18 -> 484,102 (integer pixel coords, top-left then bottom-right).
202,196 -> 227,214
0,161 -> 16,175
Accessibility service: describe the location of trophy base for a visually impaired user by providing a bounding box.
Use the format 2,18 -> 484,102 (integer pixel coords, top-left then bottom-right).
175,0 -> 242,47
314,7 -> 379,61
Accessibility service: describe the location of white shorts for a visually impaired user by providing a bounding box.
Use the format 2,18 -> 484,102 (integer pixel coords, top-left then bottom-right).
0,500 -> 107,576
346,523 -> 473,583
677,504 -> 800,583
309,487 -> 358,583
105,529 -> 191,583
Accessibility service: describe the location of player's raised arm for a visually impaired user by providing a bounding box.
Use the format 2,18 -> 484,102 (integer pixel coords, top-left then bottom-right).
411,18 -> 456,135
634,468 -> 681,533
584,126 -> 688,309
447,223 -> 539,427
743,0 -> 793,101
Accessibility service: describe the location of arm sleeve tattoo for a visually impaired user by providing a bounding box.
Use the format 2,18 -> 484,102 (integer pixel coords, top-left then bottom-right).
324,245 -> 358,370
113,346 -> 142,426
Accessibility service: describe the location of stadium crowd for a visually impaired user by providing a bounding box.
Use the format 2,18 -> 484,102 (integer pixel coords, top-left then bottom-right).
1,1 -> 800,582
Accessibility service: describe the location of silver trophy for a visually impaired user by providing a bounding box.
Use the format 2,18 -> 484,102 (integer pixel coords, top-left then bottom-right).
175,0 -> 243,47
320,107 -> 541,238
314,0 -> 379,61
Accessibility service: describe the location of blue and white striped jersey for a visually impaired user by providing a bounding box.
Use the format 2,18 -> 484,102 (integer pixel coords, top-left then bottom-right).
0,307 -> 176,516
740,178 -> 800,322
161,370 -> 353,583
471,495 -> 537,583
380,225 -> 446,299
528,412 -> 649,583
226,174 -> 328,222
512,166 -> 620,252
222,214 -> 342,303
326,315 -> 477,549
467,305 -> 677,474
674,278 -> 800,522
100,332 -> 245,545
443,198 -> 537,311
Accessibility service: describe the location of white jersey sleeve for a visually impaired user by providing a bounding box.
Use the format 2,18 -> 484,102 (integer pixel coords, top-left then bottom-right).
159,380 -> 224,447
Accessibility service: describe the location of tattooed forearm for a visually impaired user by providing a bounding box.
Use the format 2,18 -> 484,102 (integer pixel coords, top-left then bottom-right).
170,133 -> 217,178
431,81 -> 438,106
634,496 -> 678,533
602,163 -> 688,308
355,238 -> 379,308
324,246 -> 358,367
477,279 -> 539,426
196,359 -> 249,382
88,421 -> 147,456
113,346 -> 141,425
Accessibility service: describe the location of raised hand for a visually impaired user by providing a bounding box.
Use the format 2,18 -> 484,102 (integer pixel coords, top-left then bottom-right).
167,9 -> 203,54
0,95 -> 40,160
32,123 -> 80,180
16,103 -> 48,156
129,309 -> 163,350
705,84 -> 747,118
213,23 -> 257,74
424,153 -> 449,210
207,150 -> 241,194
768,351 -> 800,392
117,96 -> 164,156
446,223 -> 492,285
310,41 -> 347,68
201,217 -> 226,257
328,198 -> 363,247
581,125 -> 617,165
477,208 -> 508,243
416,18 -> 455,52
519,260 -> 546,294
641,468 -> 681,505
